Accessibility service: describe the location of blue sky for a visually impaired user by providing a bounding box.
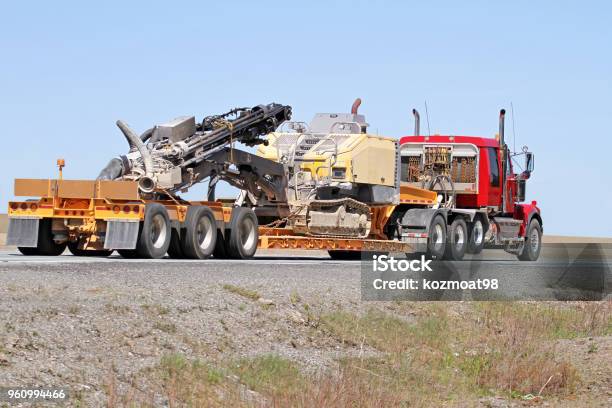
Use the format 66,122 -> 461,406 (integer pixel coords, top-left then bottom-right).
1,1 -> 610,236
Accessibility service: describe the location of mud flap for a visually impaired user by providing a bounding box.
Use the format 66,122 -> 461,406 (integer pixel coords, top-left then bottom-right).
6,217 -> 39,247
104,220 -> 140,249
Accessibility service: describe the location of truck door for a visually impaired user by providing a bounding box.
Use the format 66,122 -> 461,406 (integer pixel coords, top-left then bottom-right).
486,147 -> 502,207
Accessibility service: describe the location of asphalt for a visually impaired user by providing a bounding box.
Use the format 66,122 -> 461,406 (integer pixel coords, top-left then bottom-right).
0,244 -> 610,301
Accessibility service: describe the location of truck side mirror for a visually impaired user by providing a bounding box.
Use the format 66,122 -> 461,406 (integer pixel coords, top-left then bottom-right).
525,152 -> 534,172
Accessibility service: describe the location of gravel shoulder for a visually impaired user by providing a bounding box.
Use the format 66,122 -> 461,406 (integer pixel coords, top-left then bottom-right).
0,253 -> 610,406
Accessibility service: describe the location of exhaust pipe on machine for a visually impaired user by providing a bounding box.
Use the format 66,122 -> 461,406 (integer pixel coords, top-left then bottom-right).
413,109 -> 420,136
499,109 -> 506,148
499,109 -> 507,212
351,98 -> 368,133
351,98 -> 362,114
138,176 -> 156,193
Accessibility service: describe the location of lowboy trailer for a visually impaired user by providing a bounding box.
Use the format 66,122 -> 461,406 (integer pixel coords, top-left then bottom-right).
7,178 -> 434,258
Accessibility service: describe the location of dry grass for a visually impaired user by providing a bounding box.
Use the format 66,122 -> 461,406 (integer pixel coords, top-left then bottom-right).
104,302 -> 610,407
465,302 -> 611,396
320,306 -> 448,352
153,321 -> 177,334
222,284 -> 261,301
230,354 -> 304,398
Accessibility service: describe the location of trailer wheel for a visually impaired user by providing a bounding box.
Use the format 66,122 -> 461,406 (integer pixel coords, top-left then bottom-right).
467,218 -> 485,254
18,218 -> 66,256
167,229 -> 186,259
518,219 -> 542,261
444,218 -> 467,261
68,241 -> 113,257
181,206 -> 217,259
17,246 -> 40,256
426,215 -> 447,260
134,203 -> 171,259
226,207 -> 258,259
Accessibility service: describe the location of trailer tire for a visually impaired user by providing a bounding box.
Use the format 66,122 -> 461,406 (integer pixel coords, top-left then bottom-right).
167,229 -> 186,259
68,242 -> 113,257
134,204 -> 171,259
444,218 -> 467,261
18,218 -> 66,256
518,219 -> 542,261
182,206 -> 217,259
426,215 -> 447,260
17,246 -> 40,256
467,218 -> 485,254
226,207 -> 258,259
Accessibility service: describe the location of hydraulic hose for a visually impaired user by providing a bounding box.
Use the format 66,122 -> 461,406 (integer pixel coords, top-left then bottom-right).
96,157 -> 124,180
116,120 -> 154,179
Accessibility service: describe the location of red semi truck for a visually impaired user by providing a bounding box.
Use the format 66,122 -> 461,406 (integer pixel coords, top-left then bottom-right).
397,109 -> 541,261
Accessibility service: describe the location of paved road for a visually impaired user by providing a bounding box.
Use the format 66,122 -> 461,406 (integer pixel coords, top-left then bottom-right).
1,244 -> 610,301
1,243 -> 610,263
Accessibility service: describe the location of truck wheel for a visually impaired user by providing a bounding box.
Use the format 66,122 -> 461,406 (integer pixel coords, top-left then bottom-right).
226,207 -> 258,259
427,215 -> 446,259
18,247 -> 40,256
445,218 -> 467,261
182,206 -> 217,259
135,203 -> 171,259
68,241 -> 113,257
18,218 -> 66,256
426,215 -> 447,260
167,229 -> 186,259
518,219 -> 542,261
467,218 -> 486,254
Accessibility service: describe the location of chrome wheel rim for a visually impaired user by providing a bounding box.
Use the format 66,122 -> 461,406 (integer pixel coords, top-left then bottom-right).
455,224 -> 465,249
241,217 -> 256,250
473,220 -> 483,245
150,214 -> 167,249
432,223 -> 444,251
530,228 -> 539,252
197,216 -> 213,250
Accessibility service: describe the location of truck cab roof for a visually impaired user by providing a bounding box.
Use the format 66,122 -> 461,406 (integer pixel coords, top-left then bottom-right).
400,135 -> 500,148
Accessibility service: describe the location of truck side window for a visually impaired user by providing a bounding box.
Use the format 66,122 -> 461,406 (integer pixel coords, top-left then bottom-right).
400,156 -> 409,181
488,147 -> 500,186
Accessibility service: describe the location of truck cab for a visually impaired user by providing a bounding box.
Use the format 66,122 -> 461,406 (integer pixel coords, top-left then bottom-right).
397,109 -> 542,261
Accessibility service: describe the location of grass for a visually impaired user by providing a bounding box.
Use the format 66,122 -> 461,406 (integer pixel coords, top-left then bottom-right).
68,304 -> 80,315
222,284 -> 261,301
319,304 -> 592,400
157,354 -> 228,407
153,321 -> 177,334
320,307 -> 448,352
141,303 -> 170,315
477,302 -> 612,339
105,302 -> 131,314
231,354 -> 304,397
104,302 -> 610,407
289,290 -> 301,305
